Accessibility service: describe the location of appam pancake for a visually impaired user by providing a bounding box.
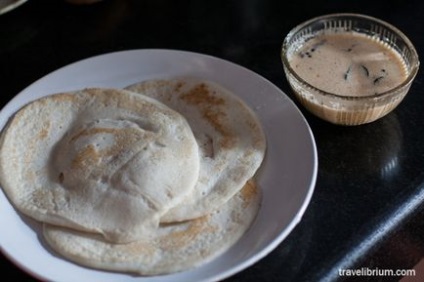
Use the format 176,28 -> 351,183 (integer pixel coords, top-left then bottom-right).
126,78 -> 266,222
0,88 -> 200,243
43,180 -> 261,276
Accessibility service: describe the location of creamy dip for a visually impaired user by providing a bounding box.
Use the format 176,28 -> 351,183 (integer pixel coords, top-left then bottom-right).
289,32 -> 408,96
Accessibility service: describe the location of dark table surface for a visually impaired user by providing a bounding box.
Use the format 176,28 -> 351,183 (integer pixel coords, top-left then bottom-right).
1,0 -> 424,281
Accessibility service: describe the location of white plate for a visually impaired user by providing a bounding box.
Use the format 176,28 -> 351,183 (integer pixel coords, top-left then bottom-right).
0,49 -> 317,282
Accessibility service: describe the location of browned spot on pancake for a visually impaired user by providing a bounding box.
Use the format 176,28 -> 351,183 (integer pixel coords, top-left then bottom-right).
38,121 -> 51,140
174,81 -> 185,92
202,109 -> 236,148
35,93 -> 76,107
67,126 -> 157,181
159,215 -> 217,250
30,189 -> 54,210
240,179 -> 257,208
71,144 -> 99,170
53,93 -> 77,102
180,83 -> 225,106
181,83 -> 235,148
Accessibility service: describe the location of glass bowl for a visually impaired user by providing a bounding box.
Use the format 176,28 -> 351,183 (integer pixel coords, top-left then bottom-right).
281,13 -> 419,125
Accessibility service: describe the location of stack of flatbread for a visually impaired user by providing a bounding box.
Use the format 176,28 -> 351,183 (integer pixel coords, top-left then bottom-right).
0,77 -> 266,275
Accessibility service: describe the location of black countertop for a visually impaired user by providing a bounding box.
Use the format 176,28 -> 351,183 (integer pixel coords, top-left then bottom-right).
1,0 -> 424,281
